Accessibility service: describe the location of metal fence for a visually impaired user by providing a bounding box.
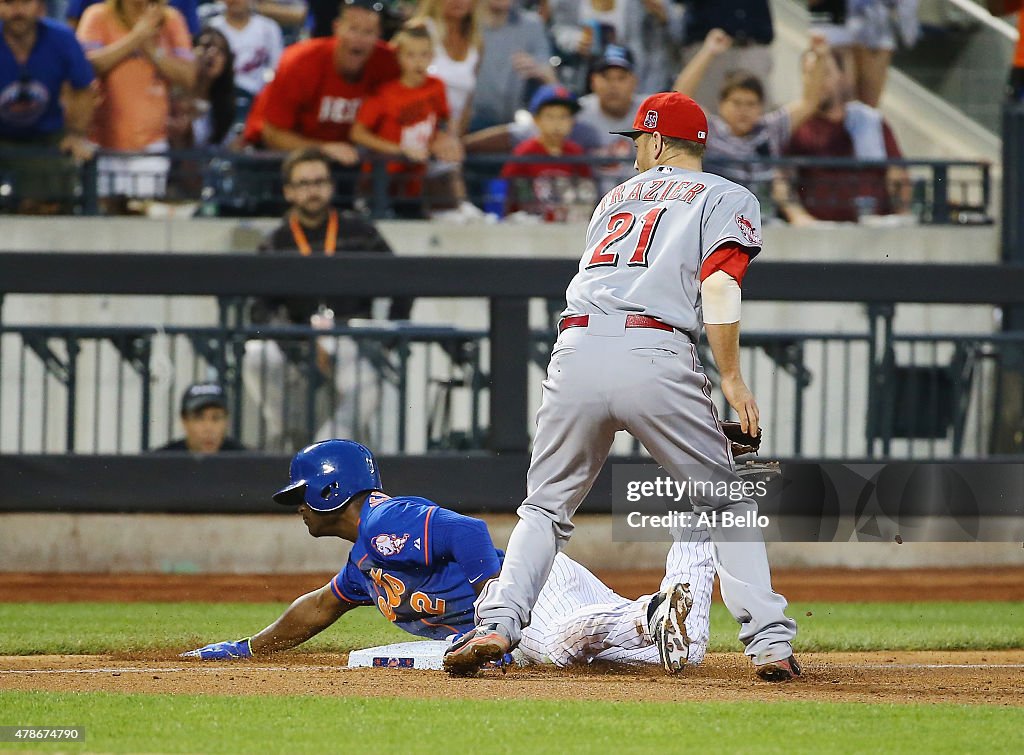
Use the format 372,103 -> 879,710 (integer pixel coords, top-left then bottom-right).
2,319 -> 1020,459
0,148 -> 992,226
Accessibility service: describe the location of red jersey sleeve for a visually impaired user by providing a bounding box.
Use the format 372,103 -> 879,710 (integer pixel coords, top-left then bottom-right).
261,46 -> 312,131
699,242 -> 754,285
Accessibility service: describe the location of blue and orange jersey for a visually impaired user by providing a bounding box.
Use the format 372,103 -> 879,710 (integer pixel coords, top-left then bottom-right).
329,494 -> 503,639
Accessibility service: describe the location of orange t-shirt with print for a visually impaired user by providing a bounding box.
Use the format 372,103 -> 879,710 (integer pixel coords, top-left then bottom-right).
77,4 -> 193,150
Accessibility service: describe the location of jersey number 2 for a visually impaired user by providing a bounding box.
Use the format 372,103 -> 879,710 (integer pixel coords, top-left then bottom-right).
586,208 -> 666,269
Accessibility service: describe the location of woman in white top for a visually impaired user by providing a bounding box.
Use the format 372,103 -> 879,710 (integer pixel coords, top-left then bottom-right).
412,0 -> 482,137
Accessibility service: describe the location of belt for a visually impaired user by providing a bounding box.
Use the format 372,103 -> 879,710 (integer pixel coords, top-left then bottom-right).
557,314 -> 675,334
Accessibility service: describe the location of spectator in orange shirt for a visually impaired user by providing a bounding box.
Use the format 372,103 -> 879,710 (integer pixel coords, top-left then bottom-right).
500,84 -> 593,218
350,22 -> 462,217
256,0 -> 400,165
77,0 -> 195,201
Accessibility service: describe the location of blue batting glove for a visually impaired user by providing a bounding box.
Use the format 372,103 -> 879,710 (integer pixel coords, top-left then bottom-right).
181,638 -> 252,660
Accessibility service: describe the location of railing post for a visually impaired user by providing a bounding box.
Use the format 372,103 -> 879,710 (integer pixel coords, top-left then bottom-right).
65,337 -> 79,453
1002,103 -> 1024,265
80,157 -> 99,216
489,298 -> 531,453
931,163 -> 949,225
370,158 -> 391,220
139,336 -> 152,452
792,342 -> 805,456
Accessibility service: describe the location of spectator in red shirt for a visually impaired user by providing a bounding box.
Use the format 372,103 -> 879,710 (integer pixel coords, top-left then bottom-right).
350,22 -> 462,217
779,49 -> 910,225
256,0 -> 400,165
500,84 -> 593,218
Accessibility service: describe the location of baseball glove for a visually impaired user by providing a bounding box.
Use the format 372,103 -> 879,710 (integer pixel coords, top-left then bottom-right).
720,421 -> 761,458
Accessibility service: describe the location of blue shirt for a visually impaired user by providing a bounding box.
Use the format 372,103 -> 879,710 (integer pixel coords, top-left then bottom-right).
0,18 -> 94,139
329,495 -> 503,640
67,0 -> 200,36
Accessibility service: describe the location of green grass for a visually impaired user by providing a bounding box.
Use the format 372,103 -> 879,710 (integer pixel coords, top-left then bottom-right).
1,691 -> 1021,753
0,601 -> 1020,655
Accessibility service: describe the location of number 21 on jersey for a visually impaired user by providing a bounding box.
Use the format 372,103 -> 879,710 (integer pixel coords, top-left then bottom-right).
587,208 -> 666,269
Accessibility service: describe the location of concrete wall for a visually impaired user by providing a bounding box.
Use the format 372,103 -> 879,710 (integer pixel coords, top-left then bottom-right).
2,513 -> 1021,573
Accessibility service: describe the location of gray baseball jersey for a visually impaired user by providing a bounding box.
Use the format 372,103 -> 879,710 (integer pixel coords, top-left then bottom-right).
564,165 -> 763,340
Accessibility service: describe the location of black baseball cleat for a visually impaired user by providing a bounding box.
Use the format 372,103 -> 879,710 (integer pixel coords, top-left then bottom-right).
442,623 -> 512,677
755,655 -> 802,682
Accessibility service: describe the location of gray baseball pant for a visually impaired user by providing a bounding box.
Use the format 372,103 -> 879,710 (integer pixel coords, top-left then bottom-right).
475,323 -> 797,664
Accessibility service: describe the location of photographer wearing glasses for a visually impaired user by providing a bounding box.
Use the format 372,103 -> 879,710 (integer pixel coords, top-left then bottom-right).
242,147 -> 412,452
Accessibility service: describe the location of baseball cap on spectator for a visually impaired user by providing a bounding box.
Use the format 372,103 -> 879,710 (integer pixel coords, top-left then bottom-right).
342,0 -> 385,12
180,382 -> 228,415
610,92 -> 708,144
592,45 -> 634,74
529,84 -> 580,115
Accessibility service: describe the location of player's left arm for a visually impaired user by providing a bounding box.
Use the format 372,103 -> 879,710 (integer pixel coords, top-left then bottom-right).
700,194 -> 762,434
182,585 -> 357,660
428,508 -> 502,594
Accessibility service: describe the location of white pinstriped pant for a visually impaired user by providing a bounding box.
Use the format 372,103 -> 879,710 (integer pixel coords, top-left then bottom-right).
516,526 -> 714,667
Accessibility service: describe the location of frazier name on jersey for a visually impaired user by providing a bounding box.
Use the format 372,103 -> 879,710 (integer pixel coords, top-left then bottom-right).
597,179 -> 707,214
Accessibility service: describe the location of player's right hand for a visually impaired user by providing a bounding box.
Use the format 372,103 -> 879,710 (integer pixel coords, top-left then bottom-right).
720,374 -> 759,436
181,638 -> 252,660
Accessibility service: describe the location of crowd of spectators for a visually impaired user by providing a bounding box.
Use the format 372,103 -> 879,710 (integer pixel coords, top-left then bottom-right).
0,0 -> 998,224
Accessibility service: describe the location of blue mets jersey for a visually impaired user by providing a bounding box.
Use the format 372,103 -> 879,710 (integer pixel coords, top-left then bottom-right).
328,494 -> 503,639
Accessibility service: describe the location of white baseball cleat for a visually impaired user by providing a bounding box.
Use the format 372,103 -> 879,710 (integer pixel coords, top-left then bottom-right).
649,582 -> 693,674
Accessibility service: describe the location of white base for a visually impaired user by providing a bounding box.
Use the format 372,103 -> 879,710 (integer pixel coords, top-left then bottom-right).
347,641 -> 449,670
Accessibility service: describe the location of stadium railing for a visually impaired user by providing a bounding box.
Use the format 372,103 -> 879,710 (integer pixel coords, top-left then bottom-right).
0,148 -> 993,226
2,254 -> 1023,461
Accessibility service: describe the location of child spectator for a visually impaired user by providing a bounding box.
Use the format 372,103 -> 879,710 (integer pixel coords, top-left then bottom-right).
673,28 -> 828,208
77,0 -> 196,202
411,0 -> 482,138
500,83 -> 592,219
208,0 -> 282,112
350,22 -> 459,217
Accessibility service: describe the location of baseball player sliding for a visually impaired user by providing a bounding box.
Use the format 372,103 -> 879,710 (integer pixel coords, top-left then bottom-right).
445,93 -> 800,682
183,440 -> 715,671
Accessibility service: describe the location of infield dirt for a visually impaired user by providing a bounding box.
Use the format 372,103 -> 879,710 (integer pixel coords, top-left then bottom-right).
1,651 -> 1021,706
2,569 -> 1021,707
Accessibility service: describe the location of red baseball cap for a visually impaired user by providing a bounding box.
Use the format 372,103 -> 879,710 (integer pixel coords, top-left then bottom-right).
610,92 -> 708,144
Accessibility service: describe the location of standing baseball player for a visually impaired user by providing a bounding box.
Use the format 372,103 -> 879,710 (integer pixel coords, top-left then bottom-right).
183,439 -> 713,671
444,92 -> 800,681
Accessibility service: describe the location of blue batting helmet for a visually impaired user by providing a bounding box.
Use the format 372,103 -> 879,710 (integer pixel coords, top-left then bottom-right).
273,439 -> 382,512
